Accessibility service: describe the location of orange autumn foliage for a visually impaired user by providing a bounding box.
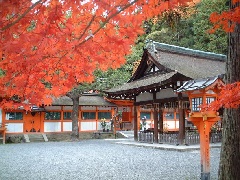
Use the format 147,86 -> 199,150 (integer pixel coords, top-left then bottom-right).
208,0 -> 240,110
209,0 -> 240,33
206,82 -> 240,111
0,0 -> 193,109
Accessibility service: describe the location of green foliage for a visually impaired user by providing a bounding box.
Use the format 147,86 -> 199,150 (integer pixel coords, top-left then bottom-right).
145,0 -> 227,54
192,0 -> 228,54
92,67 -> 131,92
0,69 -> 5,77
144,7 -> 196,48
92,36 -> 146,93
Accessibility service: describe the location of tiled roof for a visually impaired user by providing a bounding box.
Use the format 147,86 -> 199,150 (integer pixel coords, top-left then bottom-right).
148,41 -> 226,79
105,71 -> 179,93
105,42 -> 226,95
52,94 -> 116,106
176,76 -> 219,92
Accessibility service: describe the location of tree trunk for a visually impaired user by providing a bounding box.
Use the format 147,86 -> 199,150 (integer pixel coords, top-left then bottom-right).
67,91 -> 80,141
71,96 -> 79,140
219,108 -> 240,179
218,2 -> 240,179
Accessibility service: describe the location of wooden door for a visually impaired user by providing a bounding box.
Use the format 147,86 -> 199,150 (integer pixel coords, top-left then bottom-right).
24,112 -> 41,132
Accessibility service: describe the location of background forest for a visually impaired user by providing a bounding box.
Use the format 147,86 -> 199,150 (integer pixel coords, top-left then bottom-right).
93,0 -> 228,92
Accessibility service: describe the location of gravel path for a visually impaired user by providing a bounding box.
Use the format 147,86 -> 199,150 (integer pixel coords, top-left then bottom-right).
0,140 -> 220,180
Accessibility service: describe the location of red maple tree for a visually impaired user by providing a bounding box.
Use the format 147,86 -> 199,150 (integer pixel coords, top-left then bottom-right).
0,0 -> 192,109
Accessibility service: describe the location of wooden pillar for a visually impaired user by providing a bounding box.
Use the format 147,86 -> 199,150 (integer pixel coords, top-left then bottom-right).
113,116 -> 117,139
189,116 -> 219,180
133,105 -> 138,141
40,112 -> 44,133
96,106 -> 98,131
178,93 -> 185,144
199,119 -> 211,180
79,106 -> 82,132
153,104 -> 158,143
61,106 -> 63,132
159,109 -> 163,134
153,93 -> 158,143
0,127 -> 6,144
3,128 -> 6,144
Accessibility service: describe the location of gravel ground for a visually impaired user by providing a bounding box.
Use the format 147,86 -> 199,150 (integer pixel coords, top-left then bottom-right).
0,139 -> 220,180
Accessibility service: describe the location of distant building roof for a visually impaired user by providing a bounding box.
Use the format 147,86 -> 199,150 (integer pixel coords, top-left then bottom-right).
52,93 -> 116,106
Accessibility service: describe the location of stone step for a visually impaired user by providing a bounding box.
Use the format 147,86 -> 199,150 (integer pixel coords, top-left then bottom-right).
23,134 -> 30,143
24,134 -> 48,142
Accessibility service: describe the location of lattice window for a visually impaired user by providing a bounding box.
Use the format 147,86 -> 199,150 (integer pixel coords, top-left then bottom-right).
5,112 -> 23,120
45,112 -> 61,120
82,112 -> 96,120
191,97 -> 202,112
63,112 -> 72,120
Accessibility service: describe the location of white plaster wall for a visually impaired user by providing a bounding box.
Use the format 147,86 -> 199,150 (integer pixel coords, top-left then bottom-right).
44,122 -> 61,132
164,121 -> 179,130
45,106 -> 61,111
164,121 -> 173,129
156,88 -> 177,99
63,122 -> 72,131
0,109 -> 2,124
6,123 -> 23,133
176,121 -> 179,129
63,106 -> 73,111
81,106 -> 96,111
97,122 -> 101,130
81,122 -> 96,131
136,92 -> 153,102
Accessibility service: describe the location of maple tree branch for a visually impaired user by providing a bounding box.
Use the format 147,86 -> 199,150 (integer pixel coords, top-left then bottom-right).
56,0 -> 140,67
76,0 -> 140,48
77,14 -> 97,40
1,0 -> 43,31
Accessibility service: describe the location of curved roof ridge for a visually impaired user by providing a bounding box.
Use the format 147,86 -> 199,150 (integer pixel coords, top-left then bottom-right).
146,40 -> 226,61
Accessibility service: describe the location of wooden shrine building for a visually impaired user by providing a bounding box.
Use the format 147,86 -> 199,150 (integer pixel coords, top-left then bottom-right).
0,93 -> 119,136
104,41 -> 226,143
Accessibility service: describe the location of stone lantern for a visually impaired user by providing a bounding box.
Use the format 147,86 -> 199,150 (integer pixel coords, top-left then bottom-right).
177,76 -> 224,180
